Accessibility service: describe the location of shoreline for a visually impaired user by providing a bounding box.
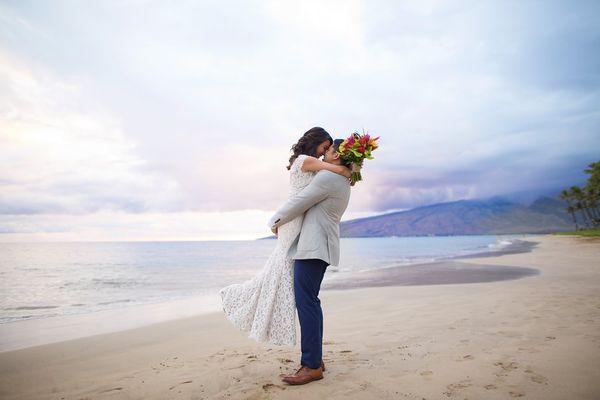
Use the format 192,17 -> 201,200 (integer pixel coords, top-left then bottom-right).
0,236 -> 540,353
323,238 -> 540,290
0,236 -> 539,353
0,234 -> 599,399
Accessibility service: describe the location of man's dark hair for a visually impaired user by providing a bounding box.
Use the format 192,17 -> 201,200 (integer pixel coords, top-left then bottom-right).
333,139 -> 352,168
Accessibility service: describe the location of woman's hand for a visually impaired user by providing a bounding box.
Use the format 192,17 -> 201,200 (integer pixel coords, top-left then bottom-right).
339,165 -> 351,179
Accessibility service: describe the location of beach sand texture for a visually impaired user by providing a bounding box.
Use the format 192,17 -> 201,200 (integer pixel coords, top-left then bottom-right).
0,234 -> 599,399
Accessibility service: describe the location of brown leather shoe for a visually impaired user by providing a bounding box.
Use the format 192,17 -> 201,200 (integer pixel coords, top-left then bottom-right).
279,360 -> 325,378
281,365 -> 323,385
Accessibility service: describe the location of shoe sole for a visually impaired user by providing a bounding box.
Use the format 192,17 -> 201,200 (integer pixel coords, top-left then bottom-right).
279,363 -> 325,378
282,375 -> 323,385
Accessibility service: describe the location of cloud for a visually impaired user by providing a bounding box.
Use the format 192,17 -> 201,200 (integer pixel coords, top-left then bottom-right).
0,50 -> 183,215
0,0 -> 599,239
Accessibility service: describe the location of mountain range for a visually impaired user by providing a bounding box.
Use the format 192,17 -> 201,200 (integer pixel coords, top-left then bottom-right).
339,195 -> 573,237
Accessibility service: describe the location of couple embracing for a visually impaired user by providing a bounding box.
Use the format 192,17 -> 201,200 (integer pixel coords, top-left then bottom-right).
220,126 -> 365,385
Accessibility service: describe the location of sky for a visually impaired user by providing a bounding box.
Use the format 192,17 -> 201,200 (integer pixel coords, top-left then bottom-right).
1,0 -> 599,241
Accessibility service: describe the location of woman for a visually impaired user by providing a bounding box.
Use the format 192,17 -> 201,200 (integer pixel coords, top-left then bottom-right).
219,127 -> 351,346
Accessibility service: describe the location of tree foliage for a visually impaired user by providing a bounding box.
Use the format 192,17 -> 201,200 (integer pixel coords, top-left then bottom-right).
560,161 -> 600,229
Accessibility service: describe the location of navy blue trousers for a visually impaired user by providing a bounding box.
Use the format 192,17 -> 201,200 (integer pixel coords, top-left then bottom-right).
294,258 -> 329,369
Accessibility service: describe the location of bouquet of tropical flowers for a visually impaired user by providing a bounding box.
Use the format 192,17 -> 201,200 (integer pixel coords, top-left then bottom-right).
337,131 -> 380,183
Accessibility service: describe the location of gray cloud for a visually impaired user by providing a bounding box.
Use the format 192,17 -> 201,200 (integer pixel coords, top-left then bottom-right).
366,152 -> 594,211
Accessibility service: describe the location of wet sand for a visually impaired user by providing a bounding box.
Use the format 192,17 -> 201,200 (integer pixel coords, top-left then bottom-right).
323,239 -> 540,289
323,260 -> 540,290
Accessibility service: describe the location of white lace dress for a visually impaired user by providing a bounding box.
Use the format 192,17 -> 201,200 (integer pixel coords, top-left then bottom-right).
219,154 -> 316,346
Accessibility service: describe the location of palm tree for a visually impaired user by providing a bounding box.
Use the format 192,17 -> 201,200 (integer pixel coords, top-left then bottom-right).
571,186 -> 593,228
584,186 -> 600,226
560,189 -> 579,230
560,160 -> 600,230
583,162 -> 600,227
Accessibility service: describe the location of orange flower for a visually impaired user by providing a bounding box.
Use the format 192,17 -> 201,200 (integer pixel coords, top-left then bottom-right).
368,136 -> 379,150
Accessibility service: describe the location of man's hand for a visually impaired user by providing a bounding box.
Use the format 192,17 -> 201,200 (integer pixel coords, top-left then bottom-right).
271,226 -> 278,236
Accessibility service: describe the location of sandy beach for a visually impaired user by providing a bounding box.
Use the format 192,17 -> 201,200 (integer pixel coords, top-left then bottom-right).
1,234 -> 599,399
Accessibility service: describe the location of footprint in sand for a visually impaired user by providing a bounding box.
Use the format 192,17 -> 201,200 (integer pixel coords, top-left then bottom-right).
98,387 -> 123,394
419,370 -> 433,376
262,382 -> 286,392
509,389 -> 526,397
453,354 -> 474,362
493,361 -> 519,378
277,357 -> 294,365
484,384 -> 497,390
530,374 -> 549,384
443,379 -> 472,397
544,335 -> 557,341
517,346 -> 541,354
524,368 -> 549,385
494,361 -> 519,371
496,330 -> 522,338
168,380 -> 193,390
243,383 -> 287,400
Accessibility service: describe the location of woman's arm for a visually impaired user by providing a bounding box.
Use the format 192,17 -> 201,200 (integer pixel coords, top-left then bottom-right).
268,172 -> 331,230
301,156 -> 351,178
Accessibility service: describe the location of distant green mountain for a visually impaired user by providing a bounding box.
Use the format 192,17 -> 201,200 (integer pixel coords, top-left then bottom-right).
340,195 -> 572,237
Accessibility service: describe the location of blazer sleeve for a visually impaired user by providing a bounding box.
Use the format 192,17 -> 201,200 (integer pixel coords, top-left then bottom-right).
268,172 -> 332,229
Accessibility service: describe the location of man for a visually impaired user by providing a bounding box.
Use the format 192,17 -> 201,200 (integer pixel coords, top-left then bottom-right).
268,139 -> 352,385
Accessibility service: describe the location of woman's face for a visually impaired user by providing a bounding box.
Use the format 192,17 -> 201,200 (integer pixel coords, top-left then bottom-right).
315,140 -> 332,158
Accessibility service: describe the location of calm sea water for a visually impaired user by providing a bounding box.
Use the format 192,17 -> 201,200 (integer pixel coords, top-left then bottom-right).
0,235 -> 531,325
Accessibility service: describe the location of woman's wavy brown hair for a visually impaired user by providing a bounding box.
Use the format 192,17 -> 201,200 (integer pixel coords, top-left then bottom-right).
287,127 -> 333,170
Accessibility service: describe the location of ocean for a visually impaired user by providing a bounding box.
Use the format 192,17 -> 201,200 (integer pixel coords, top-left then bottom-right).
0,234 -> 533,324
0,234 -> 535,351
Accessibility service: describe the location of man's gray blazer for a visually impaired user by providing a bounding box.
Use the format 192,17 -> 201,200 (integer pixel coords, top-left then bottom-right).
268,169 -> 351,266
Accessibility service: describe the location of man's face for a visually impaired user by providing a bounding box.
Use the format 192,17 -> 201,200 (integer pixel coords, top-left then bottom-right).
323,143 -> 338,163
315,140 -> 331,158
